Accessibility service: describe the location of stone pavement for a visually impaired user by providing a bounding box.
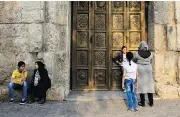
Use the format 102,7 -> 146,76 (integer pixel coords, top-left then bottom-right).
0,99 -> 180,117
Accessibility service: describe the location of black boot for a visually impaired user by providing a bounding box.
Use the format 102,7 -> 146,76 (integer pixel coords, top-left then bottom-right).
38,98 -> 46,104
38,91 -> 46,104
138,93 -> 145,107
148,93 -> 154,107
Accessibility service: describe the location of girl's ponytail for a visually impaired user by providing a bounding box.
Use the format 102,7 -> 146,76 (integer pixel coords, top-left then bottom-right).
129,60 -> 131,66
126,52 -> 133,66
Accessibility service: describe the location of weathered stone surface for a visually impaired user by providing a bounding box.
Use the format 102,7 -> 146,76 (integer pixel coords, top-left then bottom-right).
0,24 -> 43,53
15,52 -> 37,70
148,2 -> 154,24
54,52 -> 70,97
0,24 -> 28,38
0,53 -> 15,84
148,24 -> 167,52
0,38 -> 14,53
43,52 -> 70,99
175,1 -> 180,24
176,24 -> 180,51
47,1 -> 69,25
177,54 -> 180,85
44,23 -> 60,52
43,52 -> 55,80
37,52 -> 44,60
0,1 -> 44,23
167,25 -> 177,51
155,83 -> 180,99
154,52 -> 178,85
151,1 -> 171,24
58,26 -> 68,51
28,24 -> 43,52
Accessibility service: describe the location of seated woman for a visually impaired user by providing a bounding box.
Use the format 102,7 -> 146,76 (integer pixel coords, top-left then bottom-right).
29,61 -> 51,104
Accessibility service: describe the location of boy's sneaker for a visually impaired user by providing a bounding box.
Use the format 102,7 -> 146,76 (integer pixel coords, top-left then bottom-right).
124,89 -> 126,92
9,99 -> 14,104
19,100 -> 26,105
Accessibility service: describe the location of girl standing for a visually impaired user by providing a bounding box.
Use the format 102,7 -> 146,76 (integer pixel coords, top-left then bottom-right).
122,52 -> 138,111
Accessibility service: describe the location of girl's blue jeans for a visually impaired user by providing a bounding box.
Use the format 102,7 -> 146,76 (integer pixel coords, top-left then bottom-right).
125,79 -> 138,110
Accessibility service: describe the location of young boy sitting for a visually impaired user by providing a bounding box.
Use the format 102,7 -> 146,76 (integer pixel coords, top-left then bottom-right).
8,61 -> 28,105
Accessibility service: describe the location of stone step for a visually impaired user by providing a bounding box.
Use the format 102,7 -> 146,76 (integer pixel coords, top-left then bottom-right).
65,91 -> 160,101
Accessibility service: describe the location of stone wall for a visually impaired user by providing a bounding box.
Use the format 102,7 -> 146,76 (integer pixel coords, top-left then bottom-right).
1,1 -> 180,100
148,1 -> 180,99
0,1 -> 71,100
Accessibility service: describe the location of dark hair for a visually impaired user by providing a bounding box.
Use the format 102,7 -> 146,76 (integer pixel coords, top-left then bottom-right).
126,52 -> 133,66
122,46 -> 127,50
35,61 -> 45,69
18,61 -> 25,68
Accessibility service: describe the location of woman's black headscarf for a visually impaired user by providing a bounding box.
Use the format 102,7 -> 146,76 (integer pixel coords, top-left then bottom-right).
34,61 -> 51,89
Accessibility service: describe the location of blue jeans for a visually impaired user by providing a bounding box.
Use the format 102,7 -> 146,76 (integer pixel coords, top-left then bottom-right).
125,79 -> 138,110
8,82 -> 28,100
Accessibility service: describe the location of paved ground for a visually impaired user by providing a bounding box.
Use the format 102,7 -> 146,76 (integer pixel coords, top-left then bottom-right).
0,99 -> 180,117
0,91 -> 179,117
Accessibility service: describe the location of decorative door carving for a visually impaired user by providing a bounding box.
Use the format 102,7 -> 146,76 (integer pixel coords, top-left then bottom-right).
72,1 -> 146,90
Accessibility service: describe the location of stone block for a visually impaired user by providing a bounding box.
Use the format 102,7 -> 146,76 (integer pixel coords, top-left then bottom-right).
37,52 -> 44,60
0,24 -> 28,38
175,1 -> 180,24
163,52 -> 178,84
58,26 -> 68,51
44,23 -> 60,52
43,52 -> 56,80
155,83 -> 179,99
0,38 -> 14,53
177,55 -> 180,85
147,24 -> 154,50
47,1 -> 70,25
44,24 -> 69,52
15,52 -> 37,70
167,25 -> 177,51
54,52 -> 70,88
47,87 -> 64,100
0,53 -> 15,84
148,24 -> 167,52
28,24 -> 43,52
43,52 -> 70,100
148,2 -> 154,24
0,1 -> 44,23
154,52 -> 178,85
14,37 -> 29,54
176,24 -> 180,51
152,1 -> 171,24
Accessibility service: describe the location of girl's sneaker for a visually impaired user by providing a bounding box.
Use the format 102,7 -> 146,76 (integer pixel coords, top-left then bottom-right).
134,108 -> 138,112
128,109 -> 134,112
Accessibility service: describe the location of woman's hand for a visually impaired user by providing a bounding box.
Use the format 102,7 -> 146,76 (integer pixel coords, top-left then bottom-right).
34,83 -> 38,86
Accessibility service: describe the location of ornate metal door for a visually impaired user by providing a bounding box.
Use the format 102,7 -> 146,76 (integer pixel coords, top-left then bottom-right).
72,1 -> 146,90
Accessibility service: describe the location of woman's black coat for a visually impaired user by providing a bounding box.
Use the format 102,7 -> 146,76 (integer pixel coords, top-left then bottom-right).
31,68 -> 51,91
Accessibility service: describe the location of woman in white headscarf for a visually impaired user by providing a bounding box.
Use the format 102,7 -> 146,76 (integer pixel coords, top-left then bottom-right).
133,41 -> 155,107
